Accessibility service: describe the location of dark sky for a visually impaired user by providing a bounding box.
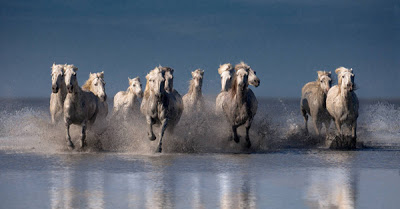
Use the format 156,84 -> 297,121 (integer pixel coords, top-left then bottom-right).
1,0 -> 399,98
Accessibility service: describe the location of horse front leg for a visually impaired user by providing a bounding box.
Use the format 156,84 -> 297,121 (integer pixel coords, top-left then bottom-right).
80,122 -> 87,148
157,118 -> 168,153
334,119 -> 342,137
351,120 -> 357,141
301,108 -> 309,135
146,116 -> 156,141
231,125 -> 239,143
65,122 -> 74,149
245,119 -> 252,148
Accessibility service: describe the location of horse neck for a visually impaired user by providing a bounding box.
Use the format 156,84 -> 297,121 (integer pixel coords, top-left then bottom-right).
57,83 -> 67,102
234,85 -> 247,104
189,83 -> 202,100
127,87 -> 138,102
339,86 -> 353,110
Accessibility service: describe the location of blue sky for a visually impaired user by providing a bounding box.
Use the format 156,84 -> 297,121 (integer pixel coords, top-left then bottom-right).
0,0 -> 399,98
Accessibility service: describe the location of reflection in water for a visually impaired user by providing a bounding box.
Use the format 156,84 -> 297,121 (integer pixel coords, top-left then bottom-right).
86,171 -> 105,209
50,168 -> 74,209
218,172 -> 256,209
305,153 -> 358,209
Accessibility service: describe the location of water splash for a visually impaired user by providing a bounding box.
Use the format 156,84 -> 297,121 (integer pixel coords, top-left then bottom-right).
0,98 -> 399,153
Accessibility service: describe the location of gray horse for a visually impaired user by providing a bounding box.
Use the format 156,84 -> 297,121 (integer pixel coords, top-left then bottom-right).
221,64 -> 258,148
300,71 -> 332,136
64,65 -> 99,149
140,67 -> 183,153
326,67 -> 359,147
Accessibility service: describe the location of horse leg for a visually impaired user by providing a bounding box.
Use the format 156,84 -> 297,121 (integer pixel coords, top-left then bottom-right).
351,121 -> 357,146
146,116 -> 156,141
313,117 -> 321,136
245,120 -> 252,148
80,122 -> 87,148
65,122 -> 74,149
334,119 -> 342,137
301,108 -> 308,135
231,125 -> 239,143
157,118 -> 168,153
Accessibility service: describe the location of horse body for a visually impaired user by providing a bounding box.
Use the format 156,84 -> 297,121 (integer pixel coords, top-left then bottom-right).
50,63 -> 67,124
183,69 -> 205,112
140,67 -> 182,152
326,67 -> 359,143
82,71 -> 108,120
161,66 -> 183,128
64,65 -> 99,149
221,64 -> 258,148
300,71 -> 332,136
113,77 -> 143,120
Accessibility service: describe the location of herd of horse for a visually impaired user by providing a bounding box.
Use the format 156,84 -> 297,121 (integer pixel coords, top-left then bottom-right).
50,62 -> 358,152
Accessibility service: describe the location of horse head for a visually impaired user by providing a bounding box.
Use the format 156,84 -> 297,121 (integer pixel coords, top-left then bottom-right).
89,71 -> 107,102
317,71 -> 332,94
51,63 -> 64,93
336,67 -> 355,93
161,66 -> 174,93
145,67 -> 165,98
191,69 -> 204,90
129,76 -> 143,98
235,62 -> 259,87
64,64 -> 78,94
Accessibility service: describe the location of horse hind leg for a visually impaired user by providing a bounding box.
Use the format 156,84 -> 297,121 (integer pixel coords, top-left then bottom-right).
313,117 -> 321,136
301,107 -> 309,135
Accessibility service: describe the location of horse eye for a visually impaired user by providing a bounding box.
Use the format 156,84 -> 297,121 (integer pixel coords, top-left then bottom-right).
342,76 -> 344,78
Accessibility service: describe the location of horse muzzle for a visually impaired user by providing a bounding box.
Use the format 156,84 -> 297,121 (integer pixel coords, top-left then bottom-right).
253,79 -> 260,87
67,85 -> 74,93
52,85 -> 59,93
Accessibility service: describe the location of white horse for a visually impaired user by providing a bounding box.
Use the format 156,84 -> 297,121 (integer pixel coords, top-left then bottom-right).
113,77 -> 143,120
64,65 -> 99,149
216,62 -> 260,113
221,64 -> 258,148
140,67 -> 183,153
183,69 -> 205,112
82,71 -> 108,120
326,67 -> 359,146
300,71 -> 332,136
50,63 -> 67,124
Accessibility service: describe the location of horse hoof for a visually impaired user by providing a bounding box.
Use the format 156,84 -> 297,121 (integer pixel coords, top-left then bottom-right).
68,143 -> 75,150
233,136 -> 240,143
245,140 -> 251,148
81,141 -> 87,148
156,146 -> 162,153
149,135 -> 156,141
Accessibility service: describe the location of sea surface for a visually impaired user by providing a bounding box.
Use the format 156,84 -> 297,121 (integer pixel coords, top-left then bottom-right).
0,98 -> 399,208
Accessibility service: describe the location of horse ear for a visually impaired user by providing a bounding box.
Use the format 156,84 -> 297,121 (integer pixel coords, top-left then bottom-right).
52,62 -> 56,67
73,66 -> 78,72
201,70 -> 204,75
100,71 -> 104,78
328,71 -> 332,76
191,71 -> 195,77
135,76 -> 140,82
349,68 -> 353,72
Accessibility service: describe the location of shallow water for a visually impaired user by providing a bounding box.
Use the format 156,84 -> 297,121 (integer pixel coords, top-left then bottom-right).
0,150 -> 399,209
0,98 -> 399,208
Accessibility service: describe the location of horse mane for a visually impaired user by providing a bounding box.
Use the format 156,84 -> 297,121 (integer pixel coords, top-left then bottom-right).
316,71 -> 331,82
144,67 -> 162,99
144,79 -> 150,99
234,61 -> 250,72
218,63 -> 233,75
82,75 -> 94,91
